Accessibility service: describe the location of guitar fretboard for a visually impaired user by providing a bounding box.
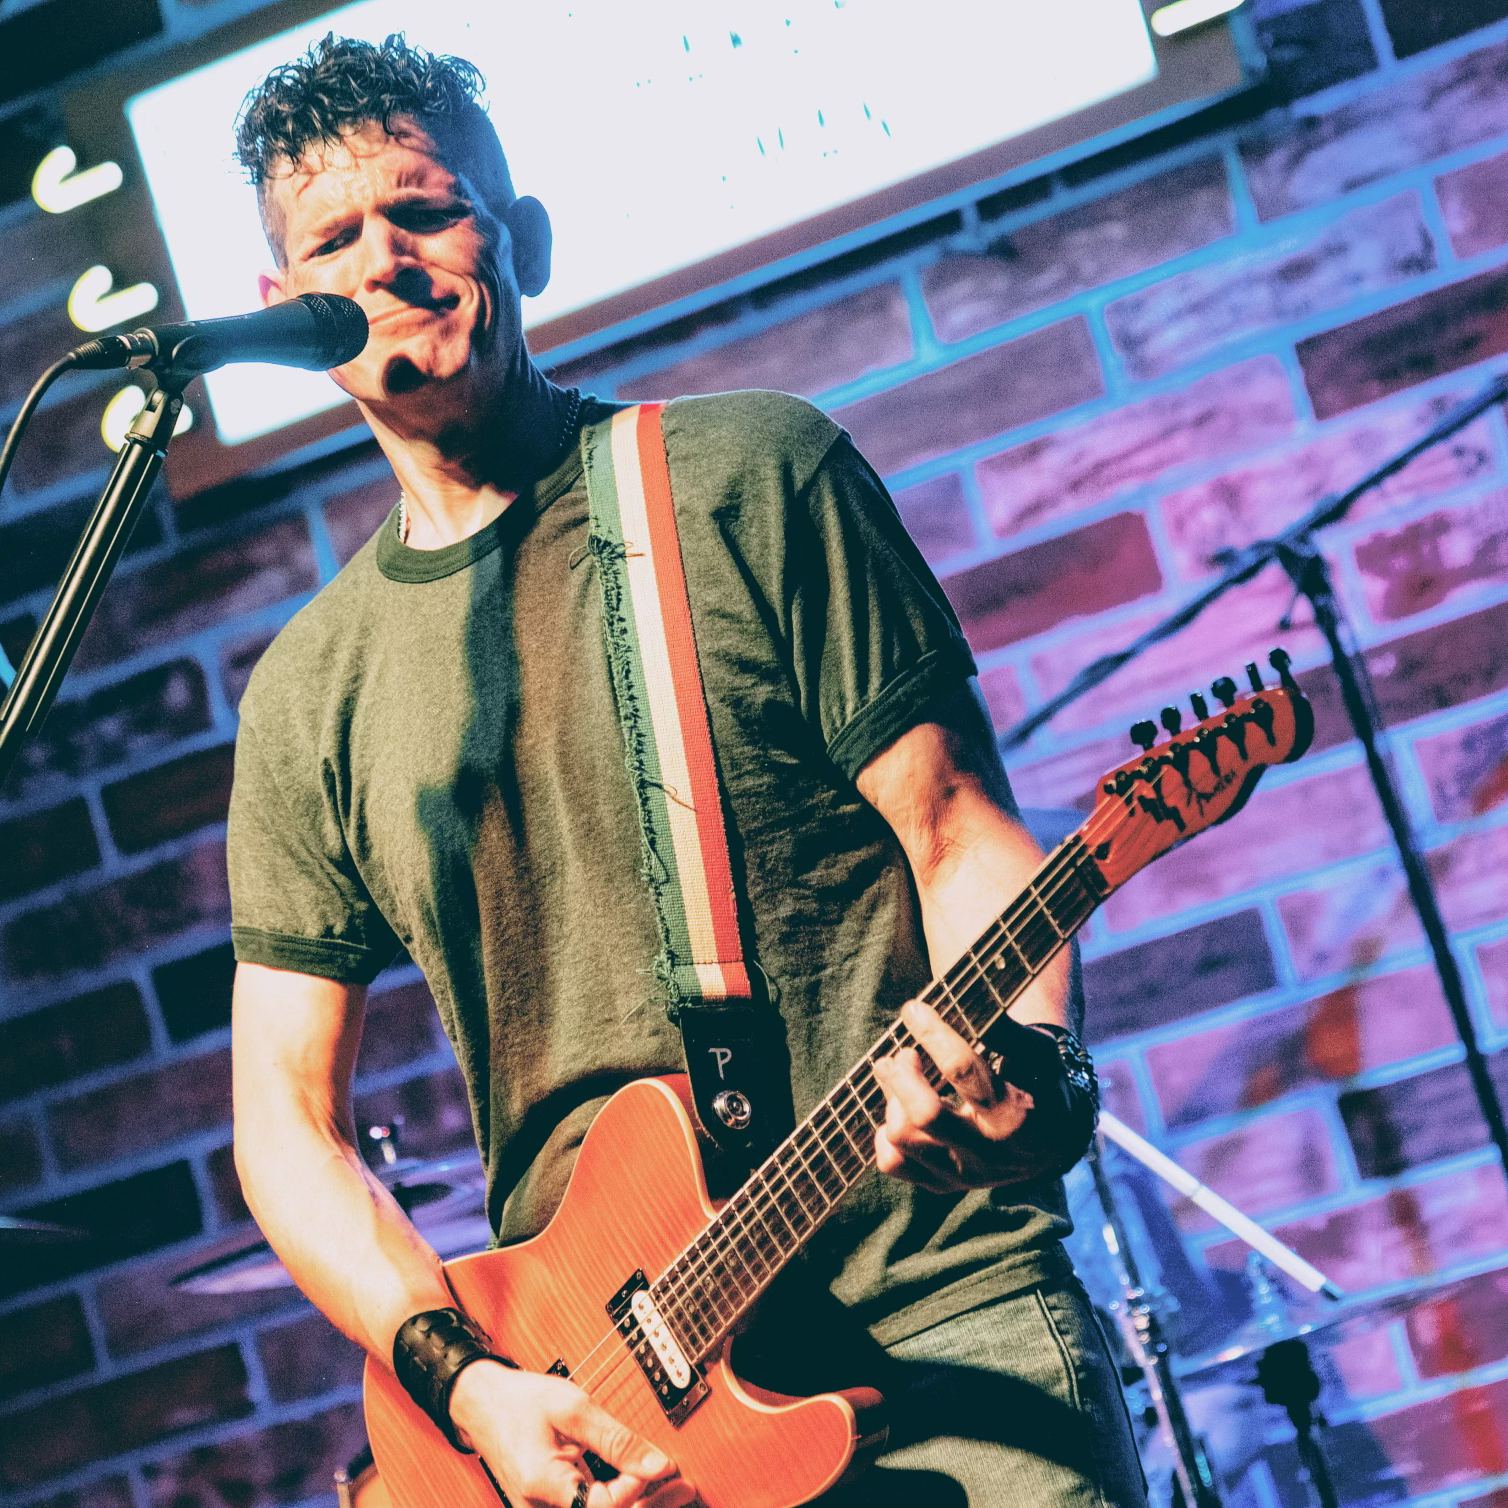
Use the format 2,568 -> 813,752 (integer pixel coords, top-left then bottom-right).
648,832 -> 1108,1363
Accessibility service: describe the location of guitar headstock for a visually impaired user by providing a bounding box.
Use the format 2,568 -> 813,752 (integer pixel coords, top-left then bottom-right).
1086,649 -> 1314,891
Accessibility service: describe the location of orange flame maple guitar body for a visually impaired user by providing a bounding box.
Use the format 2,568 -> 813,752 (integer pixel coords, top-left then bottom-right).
365,1075 -> 885,1508
365,652 -> 1314,1508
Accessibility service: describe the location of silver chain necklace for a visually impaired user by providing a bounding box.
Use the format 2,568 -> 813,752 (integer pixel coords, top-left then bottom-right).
397,387 -> 584,543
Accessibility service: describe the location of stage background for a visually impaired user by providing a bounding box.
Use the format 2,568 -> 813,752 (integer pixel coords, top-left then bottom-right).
4,0 -> 1508,1503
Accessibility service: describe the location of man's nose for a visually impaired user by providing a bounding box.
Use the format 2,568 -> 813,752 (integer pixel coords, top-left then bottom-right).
360,221 -> 418,290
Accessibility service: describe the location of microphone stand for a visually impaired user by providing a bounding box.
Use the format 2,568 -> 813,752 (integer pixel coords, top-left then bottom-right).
0,373 -> 189,787
999,375 -> 1508,1192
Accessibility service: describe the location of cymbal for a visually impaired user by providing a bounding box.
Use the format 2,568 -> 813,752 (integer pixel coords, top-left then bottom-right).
171,1153 -> 490,1296
1178,1263 -> 1508,1384
0,1214 -> 90,1245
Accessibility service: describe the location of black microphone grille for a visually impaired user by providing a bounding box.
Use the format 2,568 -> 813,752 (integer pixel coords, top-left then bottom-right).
296,293 -> 369,368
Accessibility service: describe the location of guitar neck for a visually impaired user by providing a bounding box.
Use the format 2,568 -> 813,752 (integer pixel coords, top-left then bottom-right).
649,830 -> 1110,1364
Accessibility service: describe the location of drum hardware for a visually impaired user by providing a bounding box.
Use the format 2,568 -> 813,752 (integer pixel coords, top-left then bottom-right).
0,1213 -> 89,1245
335,1442 -> 391,1508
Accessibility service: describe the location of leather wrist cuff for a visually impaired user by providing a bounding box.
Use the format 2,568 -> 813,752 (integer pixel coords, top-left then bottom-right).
393,1306 -> 517,1453
1025,1023 -> 1100,1177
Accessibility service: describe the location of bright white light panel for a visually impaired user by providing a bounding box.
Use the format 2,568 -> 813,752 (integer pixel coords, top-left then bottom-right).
127,0 -> 1157,445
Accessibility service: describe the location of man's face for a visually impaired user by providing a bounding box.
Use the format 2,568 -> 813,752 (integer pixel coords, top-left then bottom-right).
258,119 -> 516,410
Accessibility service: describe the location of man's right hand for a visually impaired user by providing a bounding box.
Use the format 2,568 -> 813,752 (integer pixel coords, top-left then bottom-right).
448,1360 -> 696,1508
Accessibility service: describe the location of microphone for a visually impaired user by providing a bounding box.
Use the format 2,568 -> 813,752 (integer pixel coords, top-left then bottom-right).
67,293 -> 368,375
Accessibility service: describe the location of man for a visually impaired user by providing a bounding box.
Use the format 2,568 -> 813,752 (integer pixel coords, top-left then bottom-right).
226,33 -> 1143,1508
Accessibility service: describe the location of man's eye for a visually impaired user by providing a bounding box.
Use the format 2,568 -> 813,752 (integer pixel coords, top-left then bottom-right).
311,229 -> 356,257
394,204 -> 466,232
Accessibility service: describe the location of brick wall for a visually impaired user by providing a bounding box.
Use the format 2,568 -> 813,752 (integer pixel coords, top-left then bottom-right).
4,0 -> 1508,1503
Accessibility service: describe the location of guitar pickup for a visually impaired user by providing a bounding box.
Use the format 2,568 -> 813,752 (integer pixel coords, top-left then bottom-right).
607,1270 -> 709,1426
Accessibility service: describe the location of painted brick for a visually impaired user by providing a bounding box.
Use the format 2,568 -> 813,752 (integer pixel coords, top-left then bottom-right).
1203,1164 -> 1508,1291
140,1401 -> 367,1508
0,796 -> 98,903
1106,192 -> 1435,381
1482,933 -> 1508,1027
173,443 -> 374,536
0,981 -> 151,1103
1279,853 -> 1421,979
1323,1323 -> 1405,1401
358,977 -> 444,1077
621,282 -> 913,400
257,1311 -> 365,1402
323,474 -> 399,567
96,1238 -> 296,1358
1342,1052 -> 1508,1176
891,472 -> 977,563
0,300 -> 83,412
25,1477 -> 134,1508
1416,710 -> 1508,825
1365,1374 -> 1508,1494
1003,734 -> 1130,813
0,1114 -> 42,1195
1353,487 -> 1508,623
832,317 -> 1103,476
942,513 -> 1161,654
978,664 -> 1026,735
1028,573 -> 1324,736
1160,387 -> 1497,579
1437,149 -> 1508,259
1464,1491 -> 1508,1508
0,201 -> 112,312
1382,0 -> 1508,59
1081,909 -> 1278,1043
153,941 -> 235,1043
0,487 -> 163,609
353,1067 -> 476,1162
1,838 -> 231,981
1164,1106 -> 1340,1232
1297,265 -> 1508,420
219,626 -> 277,711
72,516 -> 318,672
0,1344 -> 252,1490
1406,1266 -> 1508,1379
920,157 -> 1233,342
0,1294 -> 94,1402
1147,965 -> 1458,1127
205,1140 -> 250,1225
978,356 -> 1295,540
0,657 -> 212,804
1238,37 -> 1508,221
1102,761 -> 1388,934
1252,0 -> 1379,104
47,1046 -> 232,1171
1097,1056 -> 1147,1135
4,1160 -> 200,1298
101,742 -> 235,853
9,382 -> 118,496
1436,818 -> 1508,930
0,0 -> 163,107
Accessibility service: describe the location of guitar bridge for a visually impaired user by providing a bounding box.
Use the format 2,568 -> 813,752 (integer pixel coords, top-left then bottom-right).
607,1270 -> 708,1425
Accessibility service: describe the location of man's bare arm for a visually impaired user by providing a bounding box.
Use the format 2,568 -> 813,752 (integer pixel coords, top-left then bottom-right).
232,961 -> 688,1508
854,680 -> 1075,1191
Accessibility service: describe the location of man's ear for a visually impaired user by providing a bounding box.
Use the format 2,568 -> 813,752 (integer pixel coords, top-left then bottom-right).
503,196 -> 552,298
258,269 -> 290,308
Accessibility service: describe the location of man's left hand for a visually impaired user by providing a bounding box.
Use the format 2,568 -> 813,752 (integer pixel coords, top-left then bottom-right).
872,1000 -> 1070,1192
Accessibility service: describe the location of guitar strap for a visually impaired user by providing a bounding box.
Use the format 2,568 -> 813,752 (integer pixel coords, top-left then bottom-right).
582,401 -> 795,1168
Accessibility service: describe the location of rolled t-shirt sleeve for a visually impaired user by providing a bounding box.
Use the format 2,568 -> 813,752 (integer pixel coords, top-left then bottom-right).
797,435 -> 978,780
227,714 -> 400,984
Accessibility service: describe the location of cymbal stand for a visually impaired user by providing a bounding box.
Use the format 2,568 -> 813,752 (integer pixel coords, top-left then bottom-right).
1089,1140 -> 1222,1508
1255,1340 -> 1339,1508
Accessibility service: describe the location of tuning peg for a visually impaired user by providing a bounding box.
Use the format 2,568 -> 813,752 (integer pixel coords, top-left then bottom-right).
1130,720 -> 1158,751
1160,705 -> 1182,735
1246,661 -> 1264,692
1190,691 -> 1210,720
1211,676 -> 1238,709
1269,646 -> 1299,690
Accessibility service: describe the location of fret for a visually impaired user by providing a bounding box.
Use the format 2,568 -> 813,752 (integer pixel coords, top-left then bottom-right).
650,839 -> 1109,1362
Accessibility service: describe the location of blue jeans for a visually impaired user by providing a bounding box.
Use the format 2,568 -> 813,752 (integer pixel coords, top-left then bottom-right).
820,1281 -> 1147,1507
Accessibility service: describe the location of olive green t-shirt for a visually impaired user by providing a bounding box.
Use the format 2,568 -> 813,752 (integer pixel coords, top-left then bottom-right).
227,390 -> 1070,1343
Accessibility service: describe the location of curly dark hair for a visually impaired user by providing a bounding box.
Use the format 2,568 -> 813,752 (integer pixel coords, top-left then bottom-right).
235,34 -> 513,259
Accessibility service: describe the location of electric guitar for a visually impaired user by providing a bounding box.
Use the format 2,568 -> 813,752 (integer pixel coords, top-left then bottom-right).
365,651 -> 1314,1508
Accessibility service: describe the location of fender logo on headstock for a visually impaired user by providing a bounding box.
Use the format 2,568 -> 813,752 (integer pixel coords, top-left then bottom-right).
1087,649 -> 1314,890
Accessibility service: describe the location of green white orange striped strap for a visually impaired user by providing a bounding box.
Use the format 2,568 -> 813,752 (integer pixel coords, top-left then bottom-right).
583,402 -> 752,1007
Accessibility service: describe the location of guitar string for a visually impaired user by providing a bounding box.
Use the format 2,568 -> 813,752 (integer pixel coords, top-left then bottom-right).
560,790 -> 1141,1404
566,705 -> 1277,1401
